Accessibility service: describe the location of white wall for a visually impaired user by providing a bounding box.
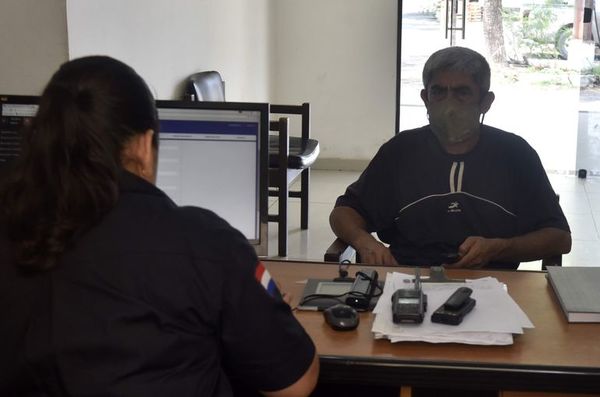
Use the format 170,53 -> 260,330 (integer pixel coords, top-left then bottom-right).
271,0 -> 397,165
66,0 -> 271,102
2,0 -> 397,165
0,0 -> 68,95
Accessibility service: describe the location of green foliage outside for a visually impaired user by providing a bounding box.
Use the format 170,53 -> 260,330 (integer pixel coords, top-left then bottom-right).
503,0 -> 561,59
584,64 -> 600,85
499,0 -> 596,88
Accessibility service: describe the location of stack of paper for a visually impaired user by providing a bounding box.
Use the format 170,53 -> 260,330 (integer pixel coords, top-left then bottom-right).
372,272 -> 534,345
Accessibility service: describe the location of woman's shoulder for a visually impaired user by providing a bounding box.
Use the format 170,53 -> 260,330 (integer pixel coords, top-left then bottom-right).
116,174 -> 253,259
173,205 -> 235,234
174,205 -> 252,251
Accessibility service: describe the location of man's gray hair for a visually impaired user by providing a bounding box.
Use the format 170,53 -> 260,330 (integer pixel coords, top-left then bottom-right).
422,47 -> 491,93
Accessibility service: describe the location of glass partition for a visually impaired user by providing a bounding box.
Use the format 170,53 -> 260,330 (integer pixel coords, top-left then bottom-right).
398,0 -> 600,175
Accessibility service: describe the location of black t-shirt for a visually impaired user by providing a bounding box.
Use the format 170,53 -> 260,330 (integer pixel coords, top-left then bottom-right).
335,125 -> 570,269
0,171 -> 315,396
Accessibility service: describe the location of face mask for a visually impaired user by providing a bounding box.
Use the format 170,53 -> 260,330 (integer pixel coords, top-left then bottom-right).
428,99 -> 482,145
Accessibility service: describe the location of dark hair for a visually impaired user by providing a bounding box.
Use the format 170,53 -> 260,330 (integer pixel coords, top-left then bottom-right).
0,56 -> 158,271
422,46 -> 491,94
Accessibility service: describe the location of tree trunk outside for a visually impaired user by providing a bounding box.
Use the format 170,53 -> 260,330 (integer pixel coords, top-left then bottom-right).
482,0 -> 507,64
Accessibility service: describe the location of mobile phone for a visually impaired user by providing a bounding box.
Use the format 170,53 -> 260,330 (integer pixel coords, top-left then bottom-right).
443,252 -> 460,264
431,287 -> 476,325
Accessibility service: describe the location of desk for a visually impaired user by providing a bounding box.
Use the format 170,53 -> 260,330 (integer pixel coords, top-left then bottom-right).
264,260 -> 600,395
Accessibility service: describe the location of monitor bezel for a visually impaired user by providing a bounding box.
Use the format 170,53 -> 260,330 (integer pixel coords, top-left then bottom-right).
1,94 -> 40,169
154,100 -> 269,257
0,94 -> 40,106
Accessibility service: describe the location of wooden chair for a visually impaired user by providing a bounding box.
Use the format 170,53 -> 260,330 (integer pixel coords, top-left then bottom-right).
268,103 -> 319,257
269,117 -> 290,257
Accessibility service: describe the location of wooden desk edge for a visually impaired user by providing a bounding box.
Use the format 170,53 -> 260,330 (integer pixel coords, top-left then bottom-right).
263,260 -> 600,394
318,355 -> 600,393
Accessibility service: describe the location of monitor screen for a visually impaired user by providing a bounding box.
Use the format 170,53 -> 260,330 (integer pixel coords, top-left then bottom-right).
0,95 -> 39,168
155,101 -> 268,257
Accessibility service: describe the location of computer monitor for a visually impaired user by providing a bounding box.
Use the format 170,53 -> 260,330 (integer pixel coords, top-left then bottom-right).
155,101 -> 269,257
0,95 -> 39,168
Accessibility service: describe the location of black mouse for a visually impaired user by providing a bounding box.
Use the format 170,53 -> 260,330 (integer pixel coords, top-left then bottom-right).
323,304 -> 359,331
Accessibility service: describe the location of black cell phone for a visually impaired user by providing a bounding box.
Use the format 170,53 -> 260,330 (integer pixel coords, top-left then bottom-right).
431,287 -> 476,325
442,252 -> 460,264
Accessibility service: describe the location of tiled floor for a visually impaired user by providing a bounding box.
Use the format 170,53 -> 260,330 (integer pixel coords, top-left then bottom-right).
267,170 -> 600,270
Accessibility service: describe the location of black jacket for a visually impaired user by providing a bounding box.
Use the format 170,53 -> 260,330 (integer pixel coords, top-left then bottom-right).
0,171 -> 314,396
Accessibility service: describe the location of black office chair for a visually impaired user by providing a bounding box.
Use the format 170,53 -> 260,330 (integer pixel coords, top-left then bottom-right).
184,71 -> 225,101
268,103 -> 320,257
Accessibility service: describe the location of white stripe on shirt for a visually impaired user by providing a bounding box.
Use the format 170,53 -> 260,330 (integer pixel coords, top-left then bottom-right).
449,162 -> 458,193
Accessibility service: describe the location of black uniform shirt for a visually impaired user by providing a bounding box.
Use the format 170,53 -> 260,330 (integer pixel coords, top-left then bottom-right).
336,125 -> 570,269
0,171 -> 315,396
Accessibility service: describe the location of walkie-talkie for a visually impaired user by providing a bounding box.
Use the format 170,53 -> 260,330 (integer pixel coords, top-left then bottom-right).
391,268 -> 427,324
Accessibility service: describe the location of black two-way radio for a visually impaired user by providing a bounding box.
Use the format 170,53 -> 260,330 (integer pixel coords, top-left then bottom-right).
391,268 -> 427,324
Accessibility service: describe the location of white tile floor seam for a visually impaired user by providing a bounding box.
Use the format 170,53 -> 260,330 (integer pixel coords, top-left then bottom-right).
267,170 -> 600,270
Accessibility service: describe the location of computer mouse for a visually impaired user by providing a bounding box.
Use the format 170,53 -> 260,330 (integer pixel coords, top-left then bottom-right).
323,304 -> 359,331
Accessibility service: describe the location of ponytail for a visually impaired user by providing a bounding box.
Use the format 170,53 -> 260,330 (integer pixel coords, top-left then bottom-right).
0,56 -> 158,271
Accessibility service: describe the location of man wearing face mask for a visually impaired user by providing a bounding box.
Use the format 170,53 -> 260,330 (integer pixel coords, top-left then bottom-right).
329,46 -> 571,269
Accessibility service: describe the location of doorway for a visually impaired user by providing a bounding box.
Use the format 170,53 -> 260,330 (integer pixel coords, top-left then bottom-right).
397,0 -> 600,175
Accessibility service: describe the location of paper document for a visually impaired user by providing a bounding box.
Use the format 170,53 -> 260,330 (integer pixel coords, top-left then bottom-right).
372,272 -> 534,345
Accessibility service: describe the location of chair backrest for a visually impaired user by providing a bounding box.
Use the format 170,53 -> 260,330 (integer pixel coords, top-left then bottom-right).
270,103 -> 310,143
269,103 -> 319,169
185,71 -> 225,102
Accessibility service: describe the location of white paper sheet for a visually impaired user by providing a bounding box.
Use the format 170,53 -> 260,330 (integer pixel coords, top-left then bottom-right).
371,272 -> 533,345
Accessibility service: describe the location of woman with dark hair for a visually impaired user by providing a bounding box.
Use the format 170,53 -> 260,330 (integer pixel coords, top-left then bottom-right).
0,56 -> 318,397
